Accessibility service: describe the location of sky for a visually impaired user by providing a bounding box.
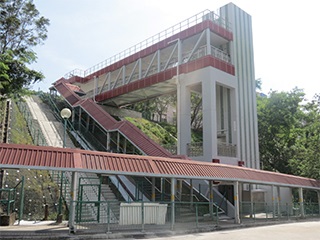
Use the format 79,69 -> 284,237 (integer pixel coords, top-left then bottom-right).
31,0 -> 320,101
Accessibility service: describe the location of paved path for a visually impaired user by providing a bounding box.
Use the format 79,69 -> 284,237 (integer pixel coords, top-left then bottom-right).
24,96 -> 63,147
1,220 -> 320,239
149,221 -> 320,240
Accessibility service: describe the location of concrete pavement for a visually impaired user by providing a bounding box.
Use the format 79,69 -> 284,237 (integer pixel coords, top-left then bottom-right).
149,221 -> 320,240
1,219 -> 320,239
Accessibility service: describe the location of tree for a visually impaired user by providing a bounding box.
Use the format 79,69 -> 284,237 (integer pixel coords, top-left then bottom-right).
0,0 -> 49,97
257,88 -> 305,174
190,92 -> 202,131
288,99 -> 320,179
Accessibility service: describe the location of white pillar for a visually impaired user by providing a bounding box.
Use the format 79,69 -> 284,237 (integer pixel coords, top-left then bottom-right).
68,172 -> 78,233
202,75 -> 217,160
234,181 -> 240,224
177,83 -> 191,155
298,187 -> 305,218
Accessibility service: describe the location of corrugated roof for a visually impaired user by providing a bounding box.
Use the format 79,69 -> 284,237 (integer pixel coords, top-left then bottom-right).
1,143 -> 319,189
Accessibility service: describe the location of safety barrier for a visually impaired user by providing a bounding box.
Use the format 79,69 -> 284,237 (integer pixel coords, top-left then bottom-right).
72,200 -> 320,234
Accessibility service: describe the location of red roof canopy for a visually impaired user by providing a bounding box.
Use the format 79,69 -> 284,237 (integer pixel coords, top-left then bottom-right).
0,143 -> 319,189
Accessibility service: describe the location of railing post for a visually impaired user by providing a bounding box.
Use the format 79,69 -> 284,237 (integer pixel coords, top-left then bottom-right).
18,176 -> 25,225
69,172 -> 77,233
171,177 -> 175,230
277,186 -> 281,219
141,201 -> 145,232
299,187 -> 305,218
107,201 -> 111,234
233,181 -> 240,224
195,203 -> 199,229
209,181 -> 213,218
152,177 -> 155,202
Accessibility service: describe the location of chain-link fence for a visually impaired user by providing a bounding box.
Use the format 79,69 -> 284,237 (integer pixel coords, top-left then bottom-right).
240,201 -> 320,223
71,200 -> 320,234
74,200 -> 219,233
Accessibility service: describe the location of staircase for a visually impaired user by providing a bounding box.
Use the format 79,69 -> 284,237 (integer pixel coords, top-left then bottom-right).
20,96 -> 124,223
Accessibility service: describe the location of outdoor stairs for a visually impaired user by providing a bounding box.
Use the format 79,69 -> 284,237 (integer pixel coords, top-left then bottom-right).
21,96 -> 121,223
53,80 -> 174,158
84,172 -> 121,222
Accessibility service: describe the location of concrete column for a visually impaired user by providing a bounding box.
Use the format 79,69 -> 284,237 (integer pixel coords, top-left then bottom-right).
68,172 -> 78,233
151,177 -> 155,202
298,187 -> 305,218
177,83 -> 191,155
202,75 -> 217,160
234,181 -> 240,224
171,178 -> 175,230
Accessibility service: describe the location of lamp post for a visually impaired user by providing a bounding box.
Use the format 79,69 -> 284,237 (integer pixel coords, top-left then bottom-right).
60,108 -> 72,148
57,108 -> 71,223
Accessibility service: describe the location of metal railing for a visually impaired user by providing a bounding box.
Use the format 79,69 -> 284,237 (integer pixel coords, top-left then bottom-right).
240,201 -> 320,223
64,9 -> 231,79
218,142 -> 237,157
16,101 -> 47,146
187,142 -> 237,157
72,200 -> 320,234
73,200 -> 220,233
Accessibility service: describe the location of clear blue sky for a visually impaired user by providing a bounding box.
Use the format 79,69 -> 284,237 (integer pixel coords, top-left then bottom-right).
32,0 -> 320,101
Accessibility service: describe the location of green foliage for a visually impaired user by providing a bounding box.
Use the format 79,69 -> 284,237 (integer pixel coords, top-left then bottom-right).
9,100 -> 33,144
1,98 -> 59,220
257,88 -> 305,174
257,88 -> 320,179
190,92 -> 202,131
126,117 -> 177,145
288,99 -> 320,179
4,169 -> 60,220
126,117 -> 203,148
0,0 -> 49,97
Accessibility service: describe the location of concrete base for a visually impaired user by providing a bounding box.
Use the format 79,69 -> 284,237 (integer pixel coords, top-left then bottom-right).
0,213 -> 15,226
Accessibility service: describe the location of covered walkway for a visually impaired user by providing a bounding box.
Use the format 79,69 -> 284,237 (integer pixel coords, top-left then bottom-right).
1,143 -> 320,233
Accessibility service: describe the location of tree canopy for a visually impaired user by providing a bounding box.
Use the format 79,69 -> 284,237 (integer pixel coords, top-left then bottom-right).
0,0 -> 49,97
257,88 -> 320,179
